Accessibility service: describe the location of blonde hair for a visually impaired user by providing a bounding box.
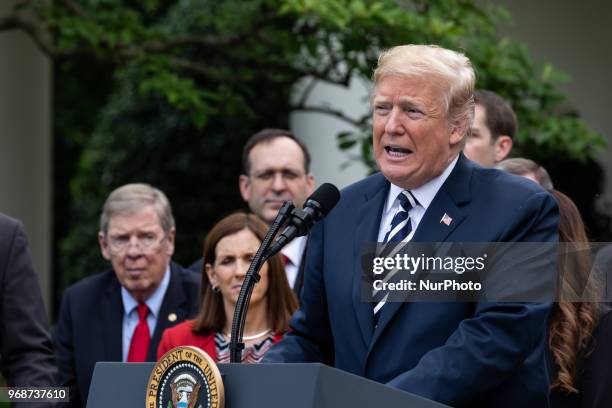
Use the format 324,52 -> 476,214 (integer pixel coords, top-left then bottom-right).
373,44 -> 475,135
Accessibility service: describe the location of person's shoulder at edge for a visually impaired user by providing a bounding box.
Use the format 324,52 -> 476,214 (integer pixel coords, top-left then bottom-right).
0,211 -> 18,231
327,173 -> 388,215
340,172 -> 388,196
160,319 -> 197,341
157,319 -> 201,358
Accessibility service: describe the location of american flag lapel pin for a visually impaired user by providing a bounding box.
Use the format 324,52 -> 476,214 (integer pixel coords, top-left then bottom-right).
440,213 -> 452,226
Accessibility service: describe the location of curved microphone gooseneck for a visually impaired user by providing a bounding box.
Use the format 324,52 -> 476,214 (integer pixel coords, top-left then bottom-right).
229,183 -> 340,363
229,201 -> 294,363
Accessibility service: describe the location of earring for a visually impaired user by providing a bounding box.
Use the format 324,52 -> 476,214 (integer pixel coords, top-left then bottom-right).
212,286 -> 220,294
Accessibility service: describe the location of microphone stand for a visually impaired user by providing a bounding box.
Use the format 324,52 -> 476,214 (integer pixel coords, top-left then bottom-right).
229,201 -> 294,363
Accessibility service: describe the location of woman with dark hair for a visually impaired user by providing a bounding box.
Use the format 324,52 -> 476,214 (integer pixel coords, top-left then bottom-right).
158,212 -> 298,363
548,190 -> 612,407
498,160 -> 611,406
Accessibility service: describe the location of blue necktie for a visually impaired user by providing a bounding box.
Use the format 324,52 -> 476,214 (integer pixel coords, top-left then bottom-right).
374,190 -> 417,318
382,190 -> 417,245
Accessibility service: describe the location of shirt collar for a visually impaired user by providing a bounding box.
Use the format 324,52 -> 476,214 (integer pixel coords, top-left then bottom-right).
385,154 -> 459,214
281,235 -> 307,265
121,263 -> 171,318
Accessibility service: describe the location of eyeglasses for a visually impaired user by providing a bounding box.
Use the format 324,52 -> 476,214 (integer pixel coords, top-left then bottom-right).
106,233 -> 167,255
252,169 -> 305,183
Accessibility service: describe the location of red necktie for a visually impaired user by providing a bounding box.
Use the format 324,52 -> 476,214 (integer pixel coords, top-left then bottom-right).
127,303 -> 150,362
282,255 -> 291,266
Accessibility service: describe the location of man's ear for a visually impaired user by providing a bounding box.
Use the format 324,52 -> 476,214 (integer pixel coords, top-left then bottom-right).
165,227 -> 176,257
98,231 -> 111,260
238,174 -> 251,202
306,174 -> 315,196
449,120 -> 468,147
494,136 -> 513,163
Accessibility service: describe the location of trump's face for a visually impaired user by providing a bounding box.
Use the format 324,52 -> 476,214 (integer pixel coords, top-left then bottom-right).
372,75 -> 464,189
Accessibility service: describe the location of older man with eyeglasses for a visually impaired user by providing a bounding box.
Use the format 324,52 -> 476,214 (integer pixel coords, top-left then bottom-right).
55,183 -> 200,408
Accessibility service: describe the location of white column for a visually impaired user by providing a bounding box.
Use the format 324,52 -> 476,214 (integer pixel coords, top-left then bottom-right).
292,78 -> 371,190
0,2 -> 53,313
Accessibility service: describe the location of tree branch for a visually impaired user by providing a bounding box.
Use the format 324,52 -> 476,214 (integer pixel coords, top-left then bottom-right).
1,2 -> 289,62
57,0 -> 88,18
291,104 -> 368,128
0,13 -> 56,57
166,57 -> 227,81
296,78 -> 318,107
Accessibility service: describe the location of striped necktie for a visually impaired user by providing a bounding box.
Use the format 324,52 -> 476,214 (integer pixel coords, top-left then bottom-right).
382,190 -> 417,245
374,190 -> 417,317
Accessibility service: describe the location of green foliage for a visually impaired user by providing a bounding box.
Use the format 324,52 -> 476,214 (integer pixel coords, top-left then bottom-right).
4,0 -> 605,295
34,0 -> 606,166
323,1 -> 605,168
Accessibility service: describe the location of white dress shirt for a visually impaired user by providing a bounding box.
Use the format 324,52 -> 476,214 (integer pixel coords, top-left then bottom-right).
377,155 -> 459,242
281,235 -> 307,288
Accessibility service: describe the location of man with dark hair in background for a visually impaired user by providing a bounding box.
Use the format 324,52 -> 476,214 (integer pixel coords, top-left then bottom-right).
55,183 -> 200,407
191,129 -> 315,295
463,89 -> 517,167
0,212 -> 57,394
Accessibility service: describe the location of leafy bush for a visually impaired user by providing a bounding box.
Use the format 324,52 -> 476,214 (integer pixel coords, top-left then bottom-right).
1,0 -> 606,304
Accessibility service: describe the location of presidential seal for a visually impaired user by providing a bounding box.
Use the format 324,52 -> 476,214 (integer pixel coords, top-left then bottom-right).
146,346 -> 224,408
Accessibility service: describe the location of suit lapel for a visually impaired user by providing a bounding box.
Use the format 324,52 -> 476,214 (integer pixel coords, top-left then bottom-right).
293,244 -> 308,299
411,189 -> 466,243
101,275 -> 123,361
352,174 -> 389,347
368,154 -> 473,350
147,263 -> 189,361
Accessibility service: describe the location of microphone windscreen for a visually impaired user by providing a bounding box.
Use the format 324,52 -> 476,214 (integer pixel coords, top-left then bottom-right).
307,183 -> 340,216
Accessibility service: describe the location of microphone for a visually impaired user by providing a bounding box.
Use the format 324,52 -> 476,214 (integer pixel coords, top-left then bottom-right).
265,183 -> 340,258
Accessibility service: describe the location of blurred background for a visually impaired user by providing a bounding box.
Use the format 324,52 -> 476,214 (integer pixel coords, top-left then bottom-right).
1,0 -> 610,320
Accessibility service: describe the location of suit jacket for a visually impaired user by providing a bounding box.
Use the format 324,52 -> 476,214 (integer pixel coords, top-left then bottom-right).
156,320 -> 284,361
55,262 -> 200,407
0,213 -> 57,389
265,154 -> 559,407
293,244 -> 307,298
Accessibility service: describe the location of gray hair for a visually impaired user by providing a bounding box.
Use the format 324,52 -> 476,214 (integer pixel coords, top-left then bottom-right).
496,158 -> 554,190
99,183 -> 175,234
373,44 -> 476,136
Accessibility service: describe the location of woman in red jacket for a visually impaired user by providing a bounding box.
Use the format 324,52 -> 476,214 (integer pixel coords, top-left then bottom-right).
158,212 -> 298,363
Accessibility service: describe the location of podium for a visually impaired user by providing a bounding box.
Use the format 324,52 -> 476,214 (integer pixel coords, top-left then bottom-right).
88,362 -> 450,407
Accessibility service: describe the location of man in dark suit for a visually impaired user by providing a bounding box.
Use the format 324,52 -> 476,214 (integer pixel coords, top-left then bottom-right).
264,45 -> 559,407
191,129 -> 315,295
0,212 -> 57,388
55,184 -> 200,407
